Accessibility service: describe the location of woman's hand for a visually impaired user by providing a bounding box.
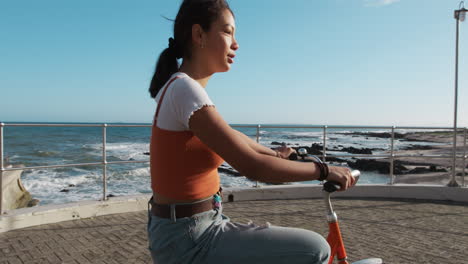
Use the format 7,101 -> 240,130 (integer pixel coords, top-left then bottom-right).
326,166 -> 358,191
273,145 -> 296,159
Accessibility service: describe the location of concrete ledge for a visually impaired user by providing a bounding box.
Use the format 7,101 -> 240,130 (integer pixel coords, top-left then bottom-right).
0,194 -> 152,233
223,184 -> 468,203
1,185 -> 467,233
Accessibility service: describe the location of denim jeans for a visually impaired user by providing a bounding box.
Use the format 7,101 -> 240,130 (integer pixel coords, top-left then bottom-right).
147,201 -> 330,264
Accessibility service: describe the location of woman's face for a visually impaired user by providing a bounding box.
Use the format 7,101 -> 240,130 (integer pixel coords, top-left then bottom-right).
200,9 -> 239,73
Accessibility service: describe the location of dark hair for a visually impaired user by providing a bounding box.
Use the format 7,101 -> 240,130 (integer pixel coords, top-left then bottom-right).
148,0 -> 233,98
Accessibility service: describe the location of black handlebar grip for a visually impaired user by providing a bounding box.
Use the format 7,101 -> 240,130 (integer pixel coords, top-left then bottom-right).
323,181 -> 341,193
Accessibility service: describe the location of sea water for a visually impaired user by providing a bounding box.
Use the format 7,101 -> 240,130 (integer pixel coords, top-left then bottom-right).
2,123 -> 443,205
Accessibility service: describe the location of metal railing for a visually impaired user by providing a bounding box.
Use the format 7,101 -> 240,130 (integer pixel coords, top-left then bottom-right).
0,123 -> 467,214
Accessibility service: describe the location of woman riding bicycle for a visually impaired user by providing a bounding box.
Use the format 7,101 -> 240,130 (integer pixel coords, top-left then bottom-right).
147,0 -> 356,263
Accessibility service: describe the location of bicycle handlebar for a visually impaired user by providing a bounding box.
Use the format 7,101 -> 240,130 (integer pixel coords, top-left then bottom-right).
285,148 -> 360,192
323,170 -> 360,193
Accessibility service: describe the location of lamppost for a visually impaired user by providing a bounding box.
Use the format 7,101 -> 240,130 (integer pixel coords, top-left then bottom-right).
448,1 -> 468,187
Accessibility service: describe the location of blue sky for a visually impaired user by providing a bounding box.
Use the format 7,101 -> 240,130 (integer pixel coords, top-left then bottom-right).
1,0 -> 467,126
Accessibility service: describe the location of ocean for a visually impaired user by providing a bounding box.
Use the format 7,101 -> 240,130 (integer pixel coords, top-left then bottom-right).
2,123 -> 444,205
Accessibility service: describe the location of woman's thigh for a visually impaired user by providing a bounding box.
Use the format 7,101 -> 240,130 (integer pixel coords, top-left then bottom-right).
207,221 -> 330,264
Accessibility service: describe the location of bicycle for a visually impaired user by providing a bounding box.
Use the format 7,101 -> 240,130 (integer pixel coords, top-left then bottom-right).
292,148 -> 383,264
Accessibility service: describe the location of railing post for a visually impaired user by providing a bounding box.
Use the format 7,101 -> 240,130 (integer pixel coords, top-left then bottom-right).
323,126 -> 327,162
255,124 -> 260,188
102,124 -> 107,201
0,123 -> 4,215
256,124 -> 261,143
448,126 -> 460,187
463,127 -> 466,187
390,126 -> 395,185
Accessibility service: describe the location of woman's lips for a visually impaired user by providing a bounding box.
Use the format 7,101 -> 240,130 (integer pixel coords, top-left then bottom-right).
227,54 -> 235,64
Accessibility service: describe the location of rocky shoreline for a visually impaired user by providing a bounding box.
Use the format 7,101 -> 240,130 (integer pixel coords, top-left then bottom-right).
219,131 -> 468,185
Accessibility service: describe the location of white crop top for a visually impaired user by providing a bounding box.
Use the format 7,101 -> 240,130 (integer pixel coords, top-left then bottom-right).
154,72 -> 215,131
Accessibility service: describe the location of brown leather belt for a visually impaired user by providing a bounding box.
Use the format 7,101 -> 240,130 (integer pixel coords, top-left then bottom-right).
150,198 -> 215,219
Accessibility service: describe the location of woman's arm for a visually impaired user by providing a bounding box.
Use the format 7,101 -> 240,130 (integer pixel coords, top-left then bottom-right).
232,129 -> 284,157
189,106 -> 355,189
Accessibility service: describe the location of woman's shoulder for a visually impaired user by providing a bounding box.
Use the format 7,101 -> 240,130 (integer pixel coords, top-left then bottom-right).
155,72 -> 200,102
170,73 -> 209,99
171,72 -> 203,92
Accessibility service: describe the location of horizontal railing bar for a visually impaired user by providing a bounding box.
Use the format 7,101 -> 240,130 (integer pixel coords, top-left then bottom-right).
3,123 -> 152,128
1,160 -> 149,171
5,124 -> 105,127
389,126 -> 459,130
105,124 -> 151,127
106,160 -> 149,165
232,125 -> 457,130
2,123 -> 462,130
321,154 -> 463,159
2,162 -> 103,171
2,152 -> 462,172
231,125 -> 262,128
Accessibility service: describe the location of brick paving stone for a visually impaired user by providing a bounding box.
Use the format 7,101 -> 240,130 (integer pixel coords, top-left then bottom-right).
0,198 -> 467,264
6,257 -> 22,264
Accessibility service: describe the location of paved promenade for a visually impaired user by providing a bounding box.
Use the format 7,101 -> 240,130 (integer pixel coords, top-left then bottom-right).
1,198 -> 467,264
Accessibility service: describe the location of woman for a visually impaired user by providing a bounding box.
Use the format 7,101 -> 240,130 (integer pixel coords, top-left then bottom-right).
147,0 -> 356,263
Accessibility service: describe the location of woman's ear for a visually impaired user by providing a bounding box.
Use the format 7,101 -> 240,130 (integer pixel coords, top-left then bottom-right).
192,24 -> 205,48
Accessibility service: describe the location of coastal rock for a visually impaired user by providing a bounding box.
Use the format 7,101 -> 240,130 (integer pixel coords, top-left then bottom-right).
340,132 -> 406,139
1,165 -> 33,210
60,189 -> 70,193
340,147 -> 372,154
271,141 -> 287,146
401,145 -> 436,150
347,159 -> 407,174
407,166 -> 447,174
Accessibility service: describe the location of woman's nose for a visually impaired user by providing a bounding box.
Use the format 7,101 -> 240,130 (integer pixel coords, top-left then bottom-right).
232,38 -> 239,51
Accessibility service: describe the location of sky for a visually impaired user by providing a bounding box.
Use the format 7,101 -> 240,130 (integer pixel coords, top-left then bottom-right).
1,0 -> 467,127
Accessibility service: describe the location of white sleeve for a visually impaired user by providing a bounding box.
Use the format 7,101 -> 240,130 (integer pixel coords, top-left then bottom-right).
170,77 -> 215,130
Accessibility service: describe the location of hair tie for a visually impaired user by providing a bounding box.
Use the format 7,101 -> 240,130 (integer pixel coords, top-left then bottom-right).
168,37 -> 181,59
168,37 -> 175,50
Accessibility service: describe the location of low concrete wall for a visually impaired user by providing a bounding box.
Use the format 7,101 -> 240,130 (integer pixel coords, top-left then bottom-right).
223,184 -> 468,203
1,184 -> 467,233
0,195 -> 151,233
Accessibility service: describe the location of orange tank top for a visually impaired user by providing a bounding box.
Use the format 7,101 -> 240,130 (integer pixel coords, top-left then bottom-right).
150,76 -> 224,200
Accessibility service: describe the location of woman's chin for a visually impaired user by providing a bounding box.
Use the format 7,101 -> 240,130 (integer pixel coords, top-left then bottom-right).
218,64 -> 231,73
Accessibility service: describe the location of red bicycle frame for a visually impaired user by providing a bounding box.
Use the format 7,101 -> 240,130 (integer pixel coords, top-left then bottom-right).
322,173 -> 382,264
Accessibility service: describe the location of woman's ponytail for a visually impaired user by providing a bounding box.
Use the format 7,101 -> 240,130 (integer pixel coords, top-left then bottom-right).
148,38 -> 180,98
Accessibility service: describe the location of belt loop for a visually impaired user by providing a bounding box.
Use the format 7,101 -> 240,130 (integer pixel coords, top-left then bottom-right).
170,204 -> 177,223
148,197 -> 153,216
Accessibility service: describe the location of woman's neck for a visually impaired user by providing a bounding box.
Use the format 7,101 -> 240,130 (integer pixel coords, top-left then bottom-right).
179,60 -> 212,88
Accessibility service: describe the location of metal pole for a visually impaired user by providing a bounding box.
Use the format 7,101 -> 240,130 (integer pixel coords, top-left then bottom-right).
323,126 -> 327,162
255,124 -> 260,188
463,127 -> 467,186
448,16 -> 461,187
390,126 -> 395,185
0,123 -> 4,215
256,125 -> 260,143
102,124 -> 107,200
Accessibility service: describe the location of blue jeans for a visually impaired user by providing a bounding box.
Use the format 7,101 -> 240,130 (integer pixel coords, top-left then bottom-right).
147,201 -> 330,264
